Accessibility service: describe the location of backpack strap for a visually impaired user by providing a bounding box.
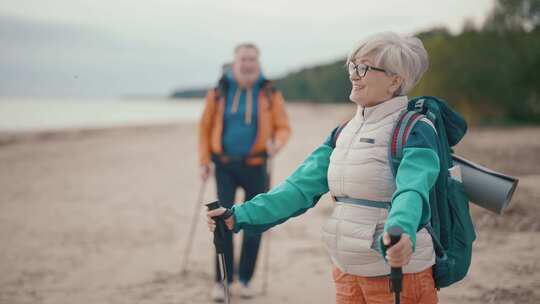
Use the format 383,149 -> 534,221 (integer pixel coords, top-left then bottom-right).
389,108 -> 439,179
214,75 -> 229,102
331,120 -> 350,148
424,222 -> 447,259
390,111 -> 423,161
216,79 -> 275,108
261,80 -> 275,108
213,87 -> 222,101
391,111 -> 438,161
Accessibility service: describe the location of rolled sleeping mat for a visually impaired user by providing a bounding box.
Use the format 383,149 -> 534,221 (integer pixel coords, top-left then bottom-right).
451,154 -> 519,215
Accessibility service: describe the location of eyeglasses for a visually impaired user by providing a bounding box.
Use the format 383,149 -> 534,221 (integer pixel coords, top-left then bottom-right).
348,62 -> 388,77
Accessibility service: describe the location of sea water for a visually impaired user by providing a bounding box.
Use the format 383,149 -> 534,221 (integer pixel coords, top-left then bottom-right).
0,97 -> 204,132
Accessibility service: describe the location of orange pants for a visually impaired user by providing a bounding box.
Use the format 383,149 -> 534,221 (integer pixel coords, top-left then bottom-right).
332,265 -> 438,304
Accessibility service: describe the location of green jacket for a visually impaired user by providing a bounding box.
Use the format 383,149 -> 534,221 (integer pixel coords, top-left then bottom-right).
231,120 -> 440,254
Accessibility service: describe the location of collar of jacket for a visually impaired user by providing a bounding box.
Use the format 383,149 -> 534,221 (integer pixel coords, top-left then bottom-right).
225,70 -> 266,88
354,95 -> 408,124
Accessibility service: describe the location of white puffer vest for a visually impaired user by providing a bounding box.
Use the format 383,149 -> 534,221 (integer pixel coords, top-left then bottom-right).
322,96 -> 435,277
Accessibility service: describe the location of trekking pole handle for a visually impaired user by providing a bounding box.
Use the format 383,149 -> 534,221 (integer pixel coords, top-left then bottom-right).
387,226 -> 404,294
206,201 -> 222,212
206,201 -> 227,254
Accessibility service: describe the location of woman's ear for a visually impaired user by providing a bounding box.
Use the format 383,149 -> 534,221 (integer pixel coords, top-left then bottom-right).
388,75 -> 404,96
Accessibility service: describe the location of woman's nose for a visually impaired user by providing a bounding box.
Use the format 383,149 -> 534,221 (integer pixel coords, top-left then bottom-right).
350,75 -> 362,84
349,73 -> 361,82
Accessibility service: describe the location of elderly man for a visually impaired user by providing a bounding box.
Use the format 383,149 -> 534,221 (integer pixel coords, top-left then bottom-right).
199,43 -> 291,301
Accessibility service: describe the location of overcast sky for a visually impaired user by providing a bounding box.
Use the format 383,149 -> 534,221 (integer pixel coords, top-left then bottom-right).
0,0 -> 494,98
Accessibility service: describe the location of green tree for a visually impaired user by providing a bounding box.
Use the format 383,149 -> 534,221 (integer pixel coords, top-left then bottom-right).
484,0 -> 540,32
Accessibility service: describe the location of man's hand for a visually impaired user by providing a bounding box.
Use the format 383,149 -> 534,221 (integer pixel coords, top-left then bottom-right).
207,207 -> 235,231
267,140 -> 283,157
200,165 -> 211,182
383,232 -> 413,268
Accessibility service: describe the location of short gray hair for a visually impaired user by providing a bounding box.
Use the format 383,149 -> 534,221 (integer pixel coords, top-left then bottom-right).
234,43 -> 260,55
347,32 -> 429,95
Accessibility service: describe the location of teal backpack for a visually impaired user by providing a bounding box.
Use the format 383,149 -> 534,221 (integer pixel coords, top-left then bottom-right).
332,96 -> 476,288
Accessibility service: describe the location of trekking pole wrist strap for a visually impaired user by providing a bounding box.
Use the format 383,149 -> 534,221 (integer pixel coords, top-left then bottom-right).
222,208 -> 234,220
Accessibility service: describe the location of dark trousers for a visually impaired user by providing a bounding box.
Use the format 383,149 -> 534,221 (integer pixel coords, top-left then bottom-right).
214,160 -> 267,285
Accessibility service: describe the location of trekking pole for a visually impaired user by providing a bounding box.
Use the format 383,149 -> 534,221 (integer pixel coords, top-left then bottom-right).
206,201 -> 231,304
261,154 -> 274,295
181,179 -> 208,275
261,231 -> 271,295
386,226 -> 404,304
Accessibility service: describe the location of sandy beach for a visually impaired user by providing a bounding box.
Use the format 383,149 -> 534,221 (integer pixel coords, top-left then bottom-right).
1,102 -> 539,304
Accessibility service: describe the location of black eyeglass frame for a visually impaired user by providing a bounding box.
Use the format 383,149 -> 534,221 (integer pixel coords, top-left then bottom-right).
348,62 -> 389,77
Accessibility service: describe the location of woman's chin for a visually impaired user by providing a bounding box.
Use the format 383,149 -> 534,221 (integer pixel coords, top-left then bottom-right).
349,94 -> 364,105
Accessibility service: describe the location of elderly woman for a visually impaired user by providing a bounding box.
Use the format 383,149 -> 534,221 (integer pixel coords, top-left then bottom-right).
207,32 -> 439,304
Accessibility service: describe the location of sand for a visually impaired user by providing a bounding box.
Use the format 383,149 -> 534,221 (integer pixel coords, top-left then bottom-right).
1,103 -> 539,304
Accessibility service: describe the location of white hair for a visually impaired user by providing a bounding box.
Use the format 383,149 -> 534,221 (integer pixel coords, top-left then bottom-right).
234,43 -> 260,55
347,32 -> 429,95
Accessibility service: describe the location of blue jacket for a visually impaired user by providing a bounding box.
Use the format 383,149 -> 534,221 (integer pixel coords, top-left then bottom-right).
222,71 -> 265,156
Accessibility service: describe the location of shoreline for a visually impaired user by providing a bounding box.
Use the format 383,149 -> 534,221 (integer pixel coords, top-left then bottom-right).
0,102 -> 355,147
0,122 -> 189,147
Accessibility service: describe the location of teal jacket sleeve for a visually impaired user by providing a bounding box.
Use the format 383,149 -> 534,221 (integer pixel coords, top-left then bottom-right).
231,135 -> 334,234
379,120 -> 440,255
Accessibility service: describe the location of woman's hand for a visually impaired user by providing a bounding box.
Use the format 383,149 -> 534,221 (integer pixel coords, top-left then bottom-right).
207,207 -> 235,232
383,232 -> 413,267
